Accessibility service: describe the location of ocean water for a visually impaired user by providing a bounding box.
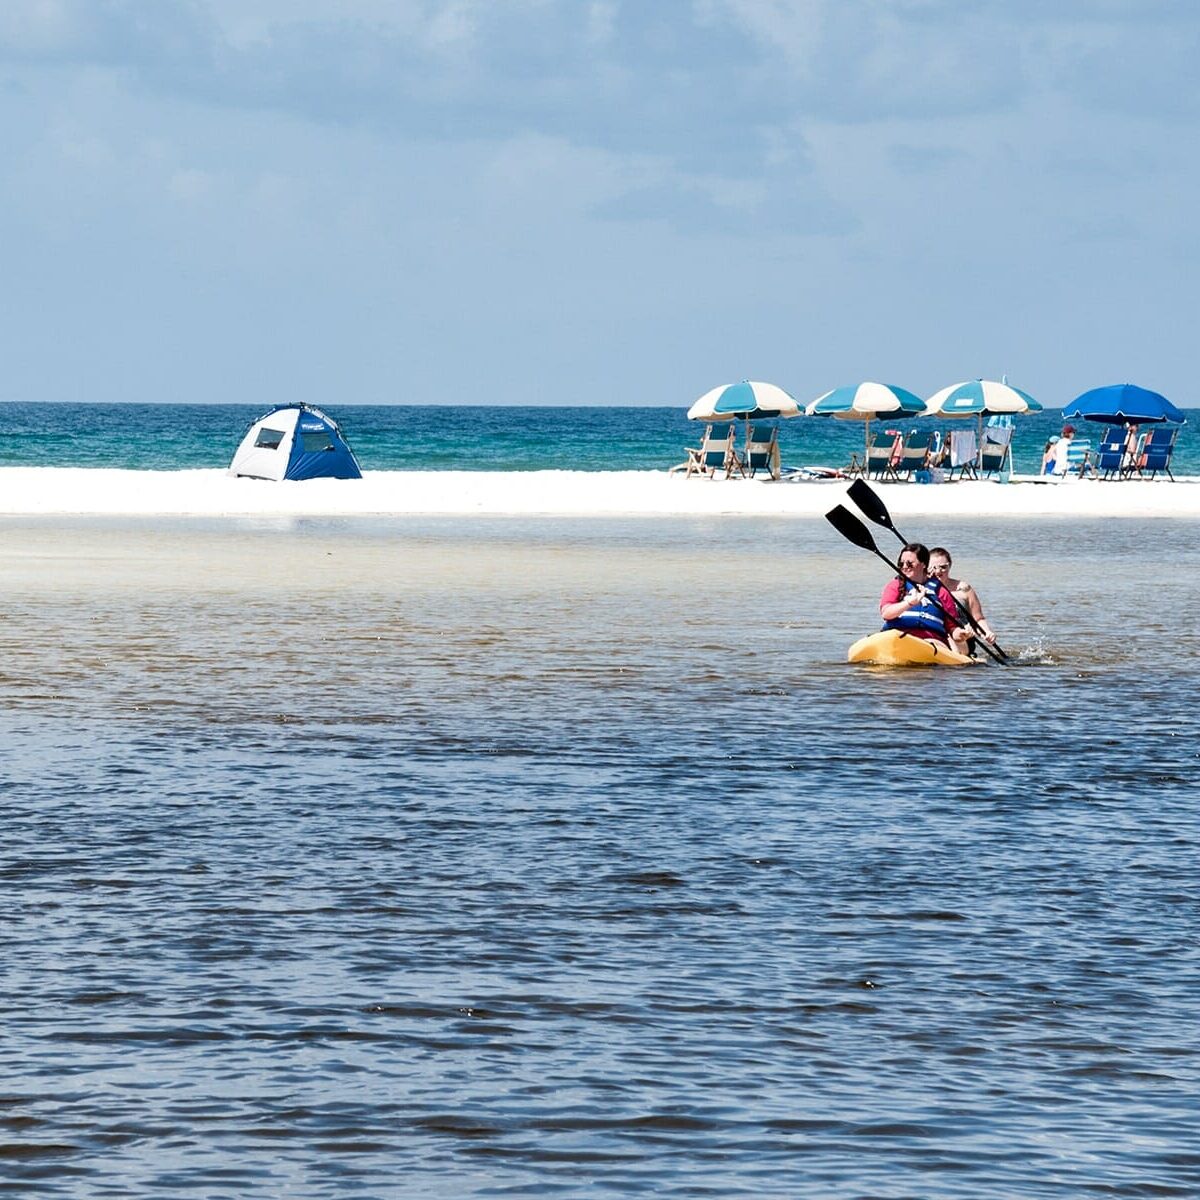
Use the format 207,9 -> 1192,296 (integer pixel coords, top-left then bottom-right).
2,514 -> 1198,1198
0,401 -> 1196,476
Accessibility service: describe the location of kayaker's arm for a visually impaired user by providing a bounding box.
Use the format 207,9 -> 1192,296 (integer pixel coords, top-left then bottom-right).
958,580 -> 997,644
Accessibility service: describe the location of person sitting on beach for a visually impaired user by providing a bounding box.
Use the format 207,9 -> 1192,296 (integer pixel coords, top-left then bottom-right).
879,542 -> 969,654
929,547 -> 995,655
1041,424 -> 1077,475
1120,424 -> 1140,471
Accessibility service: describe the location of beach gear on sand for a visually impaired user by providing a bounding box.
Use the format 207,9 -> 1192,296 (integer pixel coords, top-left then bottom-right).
1135,426 -> 1179,480
744,423 -> 781,479
229,404 -> 362,481
681,423 -> 744,478
847,629 -> 975,667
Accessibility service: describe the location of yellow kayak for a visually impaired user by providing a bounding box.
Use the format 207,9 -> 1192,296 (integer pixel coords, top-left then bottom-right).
848,629 -> 975,667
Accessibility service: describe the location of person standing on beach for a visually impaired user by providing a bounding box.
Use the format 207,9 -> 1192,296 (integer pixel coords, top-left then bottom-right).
929,548 -> 996,656
879,543 -> 969,654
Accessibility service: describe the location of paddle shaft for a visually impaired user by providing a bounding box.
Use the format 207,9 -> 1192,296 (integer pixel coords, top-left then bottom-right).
824,506 -> 1006,665
845,480 -> 1011,661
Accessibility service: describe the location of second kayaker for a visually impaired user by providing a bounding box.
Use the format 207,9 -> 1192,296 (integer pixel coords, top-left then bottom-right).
929,547 -> 996,656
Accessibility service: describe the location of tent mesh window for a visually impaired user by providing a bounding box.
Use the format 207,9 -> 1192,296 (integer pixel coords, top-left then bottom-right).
301,432 -> 336,452
255,427 -> 285,449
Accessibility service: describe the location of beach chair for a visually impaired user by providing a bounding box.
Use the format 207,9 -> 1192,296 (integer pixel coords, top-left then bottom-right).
672,426 -> 706,475
947,428 -> 980,480
865,431 -> 902,481
1065,438 -> 1094,477
683,424 -> 744,479
893,431 -> 934,480
978,426 -> 1013,479
744,423 -> 780,480
1094,427 -> 1130,480
1135,426 -> 1178,480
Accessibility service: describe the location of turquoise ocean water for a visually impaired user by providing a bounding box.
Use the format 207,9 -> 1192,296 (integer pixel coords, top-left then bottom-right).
0,401 -> 1195,474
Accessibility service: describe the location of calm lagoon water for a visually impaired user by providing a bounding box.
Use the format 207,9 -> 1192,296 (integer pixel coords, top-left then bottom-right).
2,514 -> 1198,1198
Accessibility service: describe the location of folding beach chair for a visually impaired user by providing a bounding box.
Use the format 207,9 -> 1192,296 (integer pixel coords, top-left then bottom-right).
744,423 -> 781,480
683,424 -> 744,479
1065,438 -> 1094,477
1134,426 -> 1178,480
947,428 -> 980,480
978,426 -> 1013,479
893,431 -> 935,480
1094,427 -> 1130,480
864,431 -> 902,481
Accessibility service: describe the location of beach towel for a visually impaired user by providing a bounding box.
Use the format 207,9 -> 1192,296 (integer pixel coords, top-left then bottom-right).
949,429 -> 977,468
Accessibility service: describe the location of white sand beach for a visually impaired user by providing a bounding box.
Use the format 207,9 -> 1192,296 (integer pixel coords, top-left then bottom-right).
0,467 -> 1198,519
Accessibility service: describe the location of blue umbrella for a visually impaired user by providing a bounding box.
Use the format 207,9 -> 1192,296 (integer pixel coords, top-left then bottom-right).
1063,383 -> 1186,426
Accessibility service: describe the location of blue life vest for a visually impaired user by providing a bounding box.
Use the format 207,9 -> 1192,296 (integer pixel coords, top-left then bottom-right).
883,578 -> 948,637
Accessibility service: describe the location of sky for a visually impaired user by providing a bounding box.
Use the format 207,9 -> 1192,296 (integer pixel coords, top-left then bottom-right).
1,0 -> 1197,408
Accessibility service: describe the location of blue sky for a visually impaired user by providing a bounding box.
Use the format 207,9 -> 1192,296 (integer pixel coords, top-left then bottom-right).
1,0 -> 1196,407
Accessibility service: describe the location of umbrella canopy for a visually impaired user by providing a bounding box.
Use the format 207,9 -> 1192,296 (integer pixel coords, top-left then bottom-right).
806,382 -> 926,420
1063,383 -> 1186,426
806,383 -> 926,470
688,380 -> 801,422
925,379 -> 1042,418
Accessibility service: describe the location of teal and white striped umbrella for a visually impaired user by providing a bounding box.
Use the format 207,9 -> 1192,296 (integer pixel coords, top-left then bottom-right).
925,379 -> 1041,418
688,380 -> 801,422
805,382 -> 927,420
806,382 -> 927,467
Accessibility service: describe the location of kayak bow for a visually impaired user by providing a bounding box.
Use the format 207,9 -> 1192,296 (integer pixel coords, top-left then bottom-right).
848,630 -> 975,667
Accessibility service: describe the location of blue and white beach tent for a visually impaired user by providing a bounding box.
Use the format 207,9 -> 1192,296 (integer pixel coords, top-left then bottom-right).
229,404 -> 363,481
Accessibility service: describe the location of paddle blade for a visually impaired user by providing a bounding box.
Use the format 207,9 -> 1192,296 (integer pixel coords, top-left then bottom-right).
847,479 -> 896,532
825,505 -> 880,555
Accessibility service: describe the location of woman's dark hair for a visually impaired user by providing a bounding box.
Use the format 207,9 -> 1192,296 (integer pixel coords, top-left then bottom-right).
929,546 -> 952,566
901,542 -> 930,567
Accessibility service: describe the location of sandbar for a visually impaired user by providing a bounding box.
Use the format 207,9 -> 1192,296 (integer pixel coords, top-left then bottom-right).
0,467 -> 1197,519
